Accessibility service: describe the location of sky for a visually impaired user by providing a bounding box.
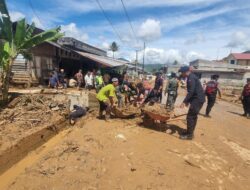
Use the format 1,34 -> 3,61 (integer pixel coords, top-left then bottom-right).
6,0 -> 250,65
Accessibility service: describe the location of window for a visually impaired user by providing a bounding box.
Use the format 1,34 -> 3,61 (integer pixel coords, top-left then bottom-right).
230,60 -> 235,64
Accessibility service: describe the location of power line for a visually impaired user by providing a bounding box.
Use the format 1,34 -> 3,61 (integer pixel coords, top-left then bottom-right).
94,0 -> 125,45
28,0 -> 43,26
120,0 -> 138,42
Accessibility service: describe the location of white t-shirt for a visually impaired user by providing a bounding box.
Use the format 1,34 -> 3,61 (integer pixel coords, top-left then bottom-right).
85,74 -> 93,86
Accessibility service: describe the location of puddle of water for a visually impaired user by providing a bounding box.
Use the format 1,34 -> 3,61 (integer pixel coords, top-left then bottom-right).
0,128 -> 71,189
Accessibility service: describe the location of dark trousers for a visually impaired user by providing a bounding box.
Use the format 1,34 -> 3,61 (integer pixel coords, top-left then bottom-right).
206,95 -> 216,115
144,90 -> 158,104
242,96 -> 250,114
99,101 -> 111,117
69,109 -> 86,120
166,92 -> 177,111
187,99 -> 204,135
86,85 -> 93,90
157,90 -> 163,103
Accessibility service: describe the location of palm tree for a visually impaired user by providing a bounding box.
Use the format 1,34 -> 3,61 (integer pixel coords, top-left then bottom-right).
110,41 -> 119,59
0,0 -> 63,103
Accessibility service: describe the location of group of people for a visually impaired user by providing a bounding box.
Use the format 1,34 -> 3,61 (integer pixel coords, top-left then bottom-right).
48,69 -> 104,91
175,66 -> 250,140
96,74 -> 154,120
95,65 -> 250,141
48,66 -> 250,139
48,69 -> 67,89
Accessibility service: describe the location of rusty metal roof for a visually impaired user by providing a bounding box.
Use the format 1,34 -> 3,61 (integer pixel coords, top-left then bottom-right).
75,51 -> 127,67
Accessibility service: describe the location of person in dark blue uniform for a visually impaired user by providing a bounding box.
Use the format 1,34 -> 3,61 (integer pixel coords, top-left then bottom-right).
48,72 -> 59,88
154,72 -> 163,103
179,66 -> 205,140
205,75 -> 221,117
69,105 -> 88,125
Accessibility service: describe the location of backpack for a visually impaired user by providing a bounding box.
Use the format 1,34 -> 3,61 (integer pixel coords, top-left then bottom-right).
243,84 -> 250,96
205,81 -> 218,95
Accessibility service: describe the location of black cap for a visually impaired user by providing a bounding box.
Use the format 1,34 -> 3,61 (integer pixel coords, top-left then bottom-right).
171,72 -> 177,78
178,66 -> 190,73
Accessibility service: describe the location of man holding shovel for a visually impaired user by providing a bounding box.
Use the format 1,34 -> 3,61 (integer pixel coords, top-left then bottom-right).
96,78 -> 119,121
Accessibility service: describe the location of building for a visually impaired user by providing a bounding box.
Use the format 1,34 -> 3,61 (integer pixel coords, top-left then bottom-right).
190,58 -> 250,87
58,37 -> 106,56
10,28 -> 128,86
226,53 -> 250,67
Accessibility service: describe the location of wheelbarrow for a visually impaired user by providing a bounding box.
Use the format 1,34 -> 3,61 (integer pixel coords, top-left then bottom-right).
142,109 -> 187,130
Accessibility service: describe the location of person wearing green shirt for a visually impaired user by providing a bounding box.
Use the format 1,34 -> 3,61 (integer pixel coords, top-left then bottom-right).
95,71 -> 104,93
96,78 -> 119,120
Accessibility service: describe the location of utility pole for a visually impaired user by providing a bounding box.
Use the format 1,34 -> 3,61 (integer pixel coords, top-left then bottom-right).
135,50 -> 139,73
142,41 -> 146,74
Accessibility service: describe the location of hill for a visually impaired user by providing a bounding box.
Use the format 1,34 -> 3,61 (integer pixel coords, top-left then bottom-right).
144,64 -> 165,73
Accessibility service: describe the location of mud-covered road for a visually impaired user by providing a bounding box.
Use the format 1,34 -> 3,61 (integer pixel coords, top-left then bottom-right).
1,95 -> 250,190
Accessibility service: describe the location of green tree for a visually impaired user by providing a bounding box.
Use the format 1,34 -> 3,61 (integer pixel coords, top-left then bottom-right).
0,0 -> 63,103
110,41 -> 119,59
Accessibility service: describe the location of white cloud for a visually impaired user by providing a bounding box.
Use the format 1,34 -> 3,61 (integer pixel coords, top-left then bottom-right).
31,17 -> 44,29
226,31 -> 250,50
138,19 -> 162,41
161,6 -> 244,32
185,34 -> 205,45
61,23 -> 89,42
9,11 -> 25,21
140,47 -> 204,65
7,0 -> 250,62
101,42 -> 110,50
185,51 -> 205,62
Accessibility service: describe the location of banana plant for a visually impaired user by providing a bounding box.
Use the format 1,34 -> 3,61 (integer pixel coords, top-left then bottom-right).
0,0 -> 63,103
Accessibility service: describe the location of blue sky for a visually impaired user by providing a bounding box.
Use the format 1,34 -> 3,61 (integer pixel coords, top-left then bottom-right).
6,0 -> 250,64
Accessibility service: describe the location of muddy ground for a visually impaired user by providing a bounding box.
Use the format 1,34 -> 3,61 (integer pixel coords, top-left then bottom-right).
0,94 -> 69,151
0,92 -> 250,190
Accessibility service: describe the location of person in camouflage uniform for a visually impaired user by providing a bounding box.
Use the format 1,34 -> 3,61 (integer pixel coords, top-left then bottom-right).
165,72 -> 179,111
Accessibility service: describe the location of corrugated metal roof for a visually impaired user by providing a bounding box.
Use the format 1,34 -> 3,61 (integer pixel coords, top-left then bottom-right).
46,41 -> 70,51
75,51 -> 127,67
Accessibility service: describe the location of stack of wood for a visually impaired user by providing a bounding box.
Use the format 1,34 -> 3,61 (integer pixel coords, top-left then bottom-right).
0,94 -> 70,127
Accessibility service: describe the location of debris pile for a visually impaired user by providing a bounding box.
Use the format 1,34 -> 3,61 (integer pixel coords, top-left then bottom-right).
142,103 -> 187,122
143,104 -> 170,116
0,94 -> 70,127
112,104 -> 141,118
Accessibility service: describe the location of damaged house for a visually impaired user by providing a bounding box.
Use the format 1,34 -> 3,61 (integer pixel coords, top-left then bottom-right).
190,52 -> 250,87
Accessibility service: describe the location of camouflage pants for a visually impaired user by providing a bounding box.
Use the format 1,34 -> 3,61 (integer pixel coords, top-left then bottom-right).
166,92 -> 177,111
